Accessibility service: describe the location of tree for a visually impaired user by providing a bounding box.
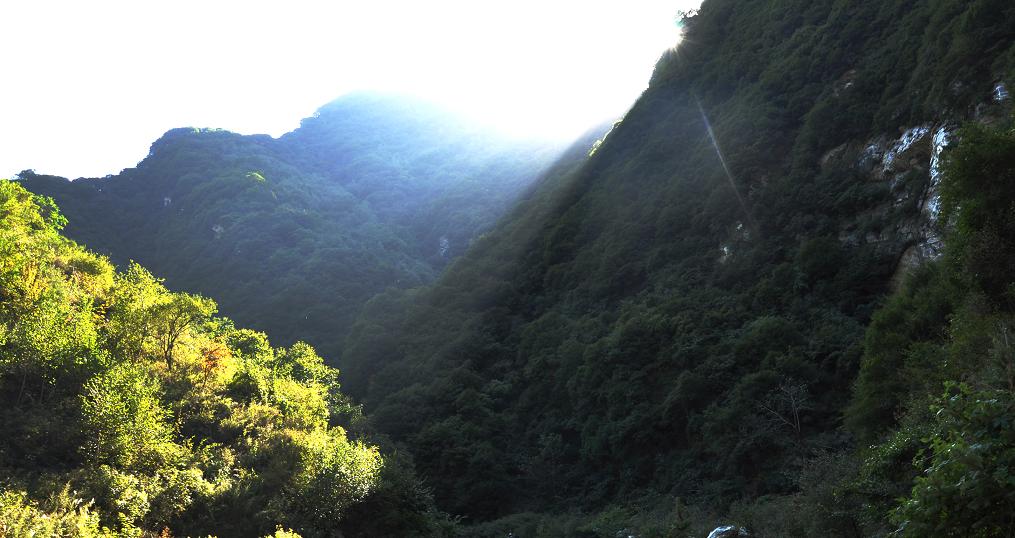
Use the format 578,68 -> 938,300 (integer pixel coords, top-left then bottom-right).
940,121 -> 1015,308
104,264 -> 166,362
80,362 -> 177,471
152,293 -> 216,371
758,381 -> 811,439
892,385 -> 1015,536
261,428 -> 382,537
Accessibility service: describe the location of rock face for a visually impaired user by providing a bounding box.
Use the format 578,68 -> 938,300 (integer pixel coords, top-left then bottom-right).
706,525 -> 749,538
881,125 -> 932,177
995,82 -> 1010,103
828,121 -> 945,268
821,81 -> 1015,289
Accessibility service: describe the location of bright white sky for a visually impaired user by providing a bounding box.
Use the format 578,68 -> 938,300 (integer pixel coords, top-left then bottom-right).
1,1 -> 700,179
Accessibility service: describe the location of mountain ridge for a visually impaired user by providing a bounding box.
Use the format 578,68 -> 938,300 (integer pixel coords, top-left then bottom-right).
19,92 -> 576,365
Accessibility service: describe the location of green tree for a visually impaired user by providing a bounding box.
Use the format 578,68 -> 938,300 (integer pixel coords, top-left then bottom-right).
103,264 -> 166,362
80,362 -> 178,471
153,292 -> 216,371
0,488 -> 117,538
892,385 -> 1015,536
940,121 -> 1015,307
261,428 -> 382,537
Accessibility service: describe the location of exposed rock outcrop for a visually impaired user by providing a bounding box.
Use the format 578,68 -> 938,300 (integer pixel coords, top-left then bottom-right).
706,525 -> 749,538
829,121 -> 943,262
821,81 -> 1015,289
995,82 -> 1010,103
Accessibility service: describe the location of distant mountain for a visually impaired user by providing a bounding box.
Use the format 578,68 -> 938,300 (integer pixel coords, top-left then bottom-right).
339,0 -> 1015,533
20,93 -> 568,360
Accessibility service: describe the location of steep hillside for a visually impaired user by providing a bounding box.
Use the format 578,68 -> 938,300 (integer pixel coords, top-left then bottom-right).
341,0 -> 1015,532
20,93 -> 564,362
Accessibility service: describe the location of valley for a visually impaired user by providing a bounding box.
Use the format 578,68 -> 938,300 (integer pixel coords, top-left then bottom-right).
3,0 -> 1015,536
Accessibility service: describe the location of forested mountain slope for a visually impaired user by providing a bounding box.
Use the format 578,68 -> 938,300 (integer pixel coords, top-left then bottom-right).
0,180 -> 457,537
341,0 -> 1015,534
20,93 -> 564,362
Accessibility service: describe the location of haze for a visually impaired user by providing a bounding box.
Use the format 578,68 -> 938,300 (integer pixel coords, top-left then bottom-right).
1,1 -> 699,179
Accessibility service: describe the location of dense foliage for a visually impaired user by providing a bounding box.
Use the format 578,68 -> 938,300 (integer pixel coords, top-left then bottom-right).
339,0 -> 1015,532
20,93 -> 564,363
0,180 -> 448,537
846,120 -> 1015,537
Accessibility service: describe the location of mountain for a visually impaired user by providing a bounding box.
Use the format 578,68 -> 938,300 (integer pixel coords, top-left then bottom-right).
338,0 -> 1015,534
12,0 -> 1015,536
19,93 -> 567,362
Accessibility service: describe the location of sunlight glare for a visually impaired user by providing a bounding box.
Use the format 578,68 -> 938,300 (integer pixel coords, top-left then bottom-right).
0,0 -> 701,178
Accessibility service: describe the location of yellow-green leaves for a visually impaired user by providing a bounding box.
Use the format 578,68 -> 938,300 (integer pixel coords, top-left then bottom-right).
80,363 -> 177,472
0,179 -> 385,535
0,488 -> 118,538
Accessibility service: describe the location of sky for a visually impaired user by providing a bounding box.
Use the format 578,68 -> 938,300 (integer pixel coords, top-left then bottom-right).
1,1 -> 701,179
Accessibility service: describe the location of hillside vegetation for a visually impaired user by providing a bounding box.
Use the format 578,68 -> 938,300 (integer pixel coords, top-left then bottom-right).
339,0 -> 1015,534
0,180 -> 452,537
